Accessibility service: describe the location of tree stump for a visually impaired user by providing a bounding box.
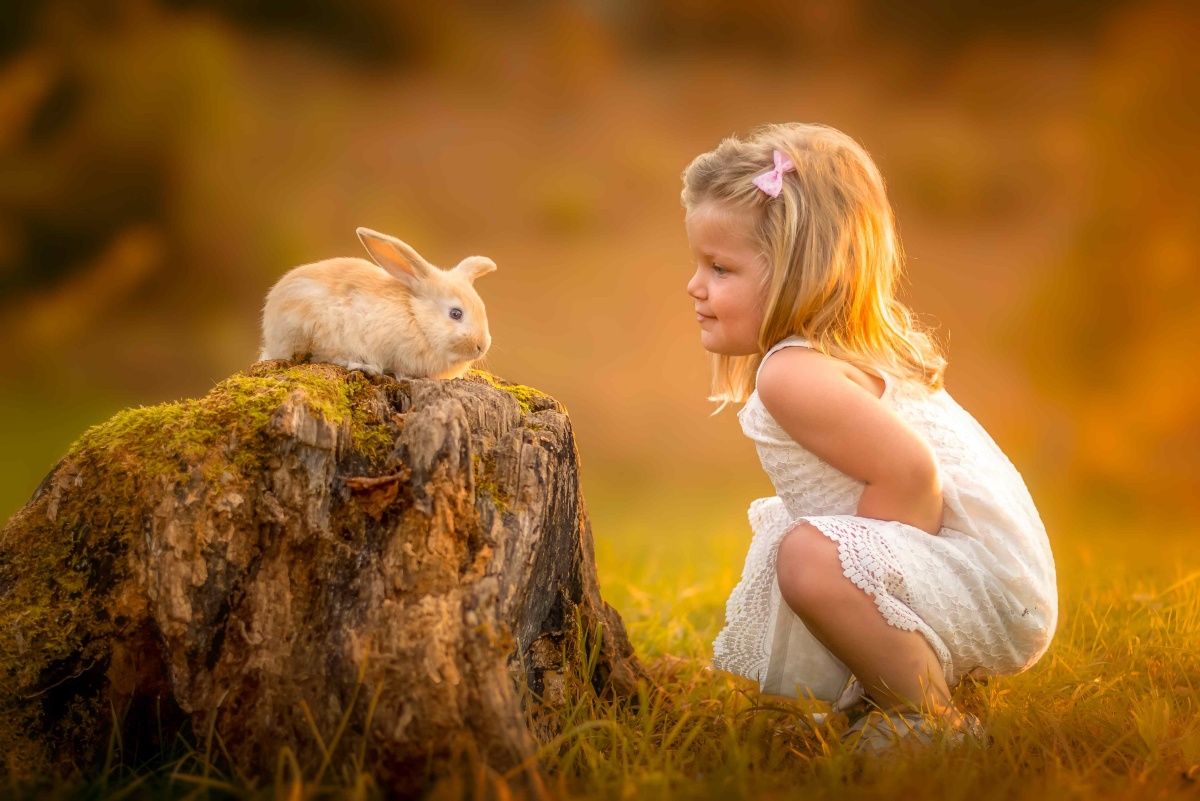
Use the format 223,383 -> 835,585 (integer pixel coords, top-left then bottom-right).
0,362 -> 648,796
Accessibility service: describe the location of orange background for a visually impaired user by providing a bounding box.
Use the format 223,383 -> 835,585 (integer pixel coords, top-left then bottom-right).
1,0 -> 1197,542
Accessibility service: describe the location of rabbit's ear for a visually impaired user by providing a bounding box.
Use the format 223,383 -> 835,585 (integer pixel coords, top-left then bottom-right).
454,256 -> 497,283
357,227 -> 434,285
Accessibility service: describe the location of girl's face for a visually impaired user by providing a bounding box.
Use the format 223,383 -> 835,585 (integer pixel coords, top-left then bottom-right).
685,200 -> 770,356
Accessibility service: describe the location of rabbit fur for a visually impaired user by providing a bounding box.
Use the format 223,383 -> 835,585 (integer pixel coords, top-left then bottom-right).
258,227 -> 495,380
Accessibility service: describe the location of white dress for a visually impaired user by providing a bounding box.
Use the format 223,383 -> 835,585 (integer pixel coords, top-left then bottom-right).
711,335 -> 1059,701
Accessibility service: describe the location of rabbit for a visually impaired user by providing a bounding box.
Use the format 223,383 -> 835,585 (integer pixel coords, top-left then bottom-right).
258,227 -> 496,380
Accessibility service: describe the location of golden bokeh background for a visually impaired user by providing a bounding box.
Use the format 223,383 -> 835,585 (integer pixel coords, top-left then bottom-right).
1,0 -> 1197,554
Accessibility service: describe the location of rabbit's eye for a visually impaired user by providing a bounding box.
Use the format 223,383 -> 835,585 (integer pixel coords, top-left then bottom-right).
449,307 -> 463,320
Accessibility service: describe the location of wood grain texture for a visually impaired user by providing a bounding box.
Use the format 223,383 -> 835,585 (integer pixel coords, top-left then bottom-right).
0,361 -> 646,796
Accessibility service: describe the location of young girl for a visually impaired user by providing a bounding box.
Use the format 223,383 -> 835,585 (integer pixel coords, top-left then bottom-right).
683,123 -> 1058,754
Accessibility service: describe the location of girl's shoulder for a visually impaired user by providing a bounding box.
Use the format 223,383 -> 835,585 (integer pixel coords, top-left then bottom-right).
755,335 -> 896,404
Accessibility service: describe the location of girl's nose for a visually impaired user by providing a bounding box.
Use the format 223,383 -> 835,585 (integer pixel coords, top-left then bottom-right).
687,270 -> 705,299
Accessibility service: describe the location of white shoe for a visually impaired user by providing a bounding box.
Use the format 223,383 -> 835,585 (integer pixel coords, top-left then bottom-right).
832,674 -> 869,718
840,708 -> 992,756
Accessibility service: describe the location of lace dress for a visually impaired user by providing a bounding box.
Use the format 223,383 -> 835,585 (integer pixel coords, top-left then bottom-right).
711,335 -> 1058,701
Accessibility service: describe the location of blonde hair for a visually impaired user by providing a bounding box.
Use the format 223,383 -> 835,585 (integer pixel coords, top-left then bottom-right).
680,122 -> 947,411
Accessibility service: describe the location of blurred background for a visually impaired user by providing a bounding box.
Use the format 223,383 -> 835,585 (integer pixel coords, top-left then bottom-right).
1,0 -> 1197,583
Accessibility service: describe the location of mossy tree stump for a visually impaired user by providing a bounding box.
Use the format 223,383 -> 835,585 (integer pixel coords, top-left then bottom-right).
0,362 -> 647,797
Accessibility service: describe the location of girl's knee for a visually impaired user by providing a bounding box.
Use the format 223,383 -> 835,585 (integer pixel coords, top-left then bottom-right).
776,522 -> 841,611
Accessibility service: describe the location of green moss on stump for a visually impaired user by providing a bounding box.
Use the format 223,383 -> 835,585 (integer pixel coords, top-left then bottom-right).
471,452 -> 510,513
465,369 -> 554,415
0,363 -> 401,776
62,364 -> 394,485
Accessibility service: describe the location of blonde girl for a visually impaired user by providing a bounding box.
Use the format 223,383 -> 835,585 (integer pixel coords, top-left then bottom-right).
682,122 -> 1057,753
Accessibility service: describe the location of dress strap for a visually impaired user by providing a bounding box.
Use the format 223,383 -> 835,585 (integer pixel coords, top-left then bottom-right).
867,364 -> 894,399
754,335 -> 813,386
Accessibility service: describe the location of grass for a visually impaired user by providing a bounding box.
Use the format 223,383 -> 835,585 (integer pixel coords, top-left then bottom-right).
6,480 -> 1200,800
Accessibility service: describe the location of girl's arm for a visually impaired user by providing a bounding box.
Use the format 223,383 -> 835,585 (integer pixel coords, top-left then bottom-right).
757,348 -> 943,536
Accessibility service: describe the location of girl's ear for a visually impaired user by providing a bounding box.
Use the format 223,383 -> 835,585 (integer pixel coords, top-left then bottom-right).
453,255 -> 497,283
356,227 -> 434,287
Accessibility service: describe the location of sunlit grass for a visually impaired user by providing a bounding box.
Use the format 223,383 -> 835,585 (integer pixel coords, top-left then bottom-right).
563,483 -> 1200,800
7,480 -> 1200,800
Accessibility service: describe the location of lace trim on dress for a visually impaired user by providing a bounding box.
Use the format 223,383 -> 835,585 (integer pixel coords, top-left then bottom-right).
796,514 -> 955,683
710,504 -> 956,690
711,496 -> 792,683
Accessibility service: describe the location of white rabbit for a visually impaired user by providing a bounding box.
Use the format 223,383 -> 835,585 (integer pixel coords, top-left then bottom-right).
258,227 -> 495,380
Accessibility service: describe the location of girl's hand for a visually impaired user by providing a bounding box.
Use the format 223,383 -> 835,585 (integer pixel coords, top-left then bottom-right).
757,347 -> 944,536
857,478 -> 944,536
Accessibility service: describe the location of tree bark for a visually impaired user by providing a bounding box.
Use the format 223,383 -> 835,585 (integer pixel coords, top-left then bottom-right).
0,361 -> 648,797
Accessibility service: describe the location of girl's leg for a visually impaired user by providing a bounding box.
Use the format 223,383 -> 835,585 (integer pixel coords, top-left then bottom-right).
775,521 -> 957,719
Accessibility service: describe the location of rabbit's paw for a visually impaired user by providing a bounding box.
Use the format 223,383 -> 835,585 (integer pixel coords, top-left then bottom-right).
332,358 -> 385,376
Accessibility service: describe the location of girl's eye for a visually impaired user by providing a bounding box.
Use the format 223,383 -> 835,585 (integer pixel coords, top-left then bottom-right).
449,308 -> 463,320
713,264 -> 728,276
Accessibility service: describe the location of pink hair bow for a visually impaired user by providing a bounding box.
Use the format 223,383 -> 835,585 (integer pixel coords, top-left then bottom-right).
752,149 -> 796,197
